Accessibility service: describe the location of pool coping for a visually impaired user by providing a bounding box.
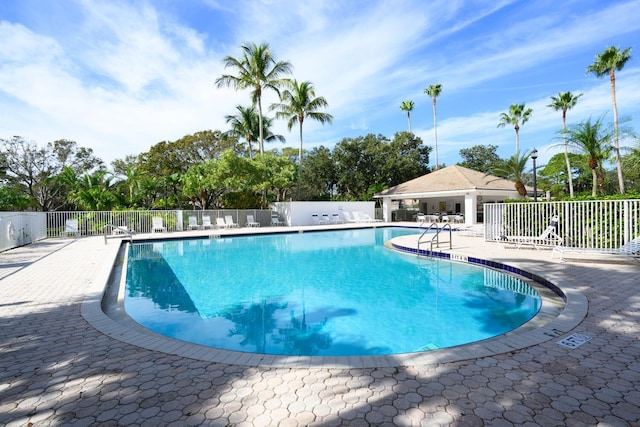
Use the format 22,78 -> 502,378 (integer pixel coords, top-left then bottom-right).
82,229 -> 587,369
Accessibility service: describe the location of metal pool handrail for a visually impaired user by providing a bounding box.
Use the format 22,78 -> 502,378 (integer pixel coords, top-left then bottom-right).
103,224 -> 134,244
417,223 -> 452,257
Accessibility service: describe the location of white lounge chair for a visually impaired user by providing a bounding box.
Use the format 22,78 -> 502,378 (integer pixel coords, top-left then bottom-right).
321,214 -> 332,224
351,212 -> 367,223
246,214 -> 260,227
331,213 -> 344,224
216,217 -> 227,228
188,216 -> 200,230
151,217 -> 167,233
502,216 -> 562,249
360,212 -> 382,222
271,214 -> 285,226
60,219 -> 80,238
112,225 -> 133,236
342,212 -> 359,223
552,237 -> 640,262
202,216 -> 214,230
225,215 -> 239,228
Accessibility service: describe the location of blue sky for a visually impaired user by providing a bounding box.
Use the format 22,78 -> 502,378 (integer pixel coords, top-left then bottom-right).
1,0 -> 639,169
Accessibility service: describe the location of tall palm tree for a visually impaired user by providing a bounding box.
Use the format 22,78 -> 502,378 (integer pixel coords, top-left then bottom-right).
271,79 -> 333,198
565,116 -> 614,197
586,45 -> 632,194
425,84 -> 442,169
547,91 -> 583,198
399,100 -> 414,133
216,42 -> 292,155
492,151 -> 531,196
497,103 -> 533,156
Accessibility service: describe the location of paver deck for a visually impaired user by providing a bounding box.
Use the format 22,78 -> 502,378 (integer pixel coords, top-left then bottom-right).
1,224 -> 639,426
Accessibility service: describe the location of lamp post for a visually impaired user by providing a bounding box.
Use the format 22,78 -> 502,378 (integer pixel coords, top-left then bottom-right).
531,148 -> 538,202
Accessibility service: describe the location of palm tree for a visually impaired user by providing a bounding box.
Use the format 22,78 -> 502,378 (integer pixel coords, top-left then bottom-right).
547,91 -> 583,198
565,116 -> 614,196
399,100 -> 414,133
225,105 -> 285,159
497,103 -> 533,156
492,151 -> 531,196
424,84 -> 442,169
225,105 -> 260,159
215,42 -> 292,155
586,45 -> 632,194
271,79 -> 333,198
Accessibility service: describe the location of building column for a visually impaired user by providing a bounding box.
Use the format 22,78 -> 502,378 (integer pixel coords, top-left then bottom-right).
464,194 -> 477,224
381,198 -> 393,222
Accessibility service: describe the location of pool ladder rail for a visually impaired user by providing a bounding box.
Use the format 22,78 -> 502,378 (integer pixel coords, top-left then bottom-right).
417,221 -> 452,258
103,224 -> 135,244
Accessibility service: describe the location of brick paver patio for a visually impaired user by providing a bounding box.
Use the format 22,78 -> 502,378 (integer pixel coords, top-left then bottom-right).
1,227 -> 639,426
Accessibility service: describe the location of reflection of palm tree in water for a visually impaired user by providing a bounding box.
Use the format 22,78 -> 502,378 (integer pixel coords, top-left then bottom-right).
276,307 -> 332,356
224,300 -> 287,353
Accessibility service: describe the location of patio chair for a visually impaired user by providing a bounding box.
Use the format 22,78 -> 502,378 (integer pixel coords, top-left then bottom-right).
216,217 -> 227,228
225,215 -> 239,228
502,216 -> 562,249
312,214 -> 329,225
152,217 -> 167,233
271,214 -> 285,226
552,236 -> 640,262
246,214 -> 260,227
60,219 -> 80,238
342,212 -> 359,223
331,213 -> 344,224
202,216 -> 214,230
360,212 -> 382,222
112,225 -> 133,236
188,216 -> 200,230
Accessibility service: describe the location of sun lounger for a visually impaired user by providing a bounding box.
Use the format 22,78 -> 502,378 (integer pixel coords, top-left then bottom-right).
359,212 -> 382,222
502,216 -> 562,249
151,217 -> 167,233
188,216 -> 200,230
271,214 -> 285,226
60,219 -> 80,238
202,216 -> 214,230
224,215 -> 239,228
216,217 -> 227,228
342,212 -> 358,223
246,214 -> 260,227
552,237 -> 640,262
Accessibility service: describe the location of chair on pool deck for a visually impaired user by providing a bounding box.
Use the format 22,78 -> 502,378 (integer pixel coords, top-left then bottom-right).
60,219 -> 80,238
224,215 -> 239,228
502,216 -> 562,249
152,217 -> 167,233
216,217 -> 227,228
360,212 -> 382,222
246,214 -> 260,227
188,216 -> 200,230
202,216 -> 214,230
331,213 -> 344,224
271,214 -> 286,226
552,236 -> 640,262
342,212 -> 359,223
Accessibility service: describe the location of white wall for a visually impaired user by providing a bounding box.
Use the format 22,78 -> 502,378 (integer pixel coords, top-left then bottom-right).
0,212 -> 46,252
272,201 -> 377,226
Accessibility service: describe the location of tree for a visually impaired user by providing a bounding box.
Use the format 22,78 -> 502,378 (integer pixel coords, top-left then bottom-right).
458,144 -> 501,174
492,151 -> 532,196
564,116 -> 614,196
497,103 -> 533,155
225,105 -> 260,159
0,137 -> 102,211
300,146 -> 336,200
399,100 -> 414,133
547,91 -> 583,198
216,42 -> 292,155
622,139 -> 640,188
271,79 -> 333,199
424,84 -> 442,169
586,45 -> 632,194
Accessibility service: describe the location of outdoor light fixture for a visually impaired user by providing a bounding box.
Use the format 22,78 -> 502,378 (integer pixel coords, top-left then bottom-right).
531,148 -> 538,202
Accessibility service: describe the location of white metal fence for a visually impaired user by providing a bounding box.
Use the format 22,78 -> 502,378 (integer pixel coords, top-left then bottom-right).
484,200 -> 640,250
45,209 -> 280,238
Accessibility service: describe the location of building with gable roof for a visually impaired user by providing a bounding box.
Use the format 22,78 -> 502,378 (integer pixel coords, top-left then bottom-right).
374,165 -> 529,224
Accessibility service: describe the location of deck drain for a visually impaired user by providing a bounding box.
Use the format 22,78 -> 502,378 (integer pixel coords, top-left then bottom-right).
558,333 -> 592,349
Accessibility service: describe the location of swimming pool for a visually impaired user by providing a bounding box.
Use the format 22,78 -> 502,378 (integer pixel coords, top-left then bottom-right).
124,228 -> 541,357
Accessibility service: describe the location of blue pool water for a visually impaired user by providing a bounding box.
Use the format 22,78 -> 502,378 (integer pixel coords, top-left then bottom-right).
125,227 -> 541,356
